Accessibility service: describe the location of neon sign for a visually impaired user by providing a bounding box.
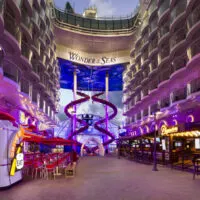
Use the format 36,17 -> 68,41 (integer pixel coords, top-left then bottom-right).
10,126 -> 25,158
161,125 -> 178,136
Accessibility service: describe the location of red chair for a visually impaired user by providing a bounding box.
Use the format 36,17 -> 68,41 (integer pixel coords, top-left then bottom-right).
31,162 -> 43,179
44,164 -> 56,180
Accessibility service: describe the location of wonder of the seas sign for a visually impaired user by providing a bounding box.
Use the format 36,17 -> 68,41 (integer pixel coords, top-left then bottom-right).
69,52 -> 117,65
56,45 -> 130,66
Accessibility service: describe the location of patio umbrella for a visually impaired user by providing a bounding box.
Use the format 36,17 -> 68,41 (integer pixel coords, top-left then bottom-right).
42,137 -> 74,145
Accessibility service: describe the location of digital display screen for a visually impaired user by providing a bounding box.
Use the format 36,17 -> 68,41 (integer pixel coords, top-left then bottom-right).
175,142 -> 182,147
195,138 -> 200,149
156,138 -> 160,143
162,139 -> 166,151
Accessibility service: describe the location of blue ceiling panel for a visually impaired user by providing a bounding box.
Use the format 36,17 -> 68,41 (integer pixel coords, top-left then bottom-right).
58,57 -> 124,91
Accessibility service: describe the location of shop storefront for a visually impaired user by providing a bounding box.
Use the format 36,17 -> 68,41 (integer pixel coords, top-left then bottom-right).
120,123 -> 200,170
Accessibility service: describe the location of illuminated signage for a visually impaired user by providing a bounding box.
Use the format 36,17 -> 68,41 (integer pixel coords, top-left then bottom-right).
10,126 -> 25,158
10,142 -> 24,176
69,52 -> 117,65
16,153 -> 24,170
161,125 -> 178,136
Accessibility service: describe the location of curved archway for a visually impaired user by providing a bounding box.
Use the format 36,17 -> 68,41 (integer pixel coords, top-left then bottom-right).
80,137 -> 105,157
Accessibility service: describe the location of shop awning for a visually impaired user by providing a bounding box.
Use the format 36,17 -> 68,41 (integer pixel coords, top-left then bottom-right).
0,111 -> 15,122
41,137 -> 74,145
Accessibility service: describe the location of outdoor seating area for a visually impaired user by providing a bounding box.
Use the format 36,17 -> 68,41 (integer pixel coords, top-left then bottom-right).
23,152 -> 77,180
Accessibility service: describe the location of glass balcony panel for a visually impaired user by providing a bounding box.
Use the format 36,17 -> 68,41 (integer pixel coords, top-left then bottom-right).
0,0 -> 4,13
114,20 -> 122,29
32,90 -> 37,103
75,17 -> 83,27
4,11 -> 21,40
187,3 -> 200,29
191,78 -> 200,93
68,14 -> 76,25
170,27 -> 186,49
159,23 -> 169,38
21,41 -> 31,60
173,88 -> 187,102
3,65 -> 19,82
160,97 -> 170,108
21,79 -> 29,94
158,0 -> 169,17
171,0 -> 187,23
149,0 -> 157,15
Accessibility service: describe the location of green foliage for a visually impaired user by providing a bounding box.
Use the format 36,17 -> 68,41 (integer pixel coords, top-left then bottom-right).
65,2 -> 74,13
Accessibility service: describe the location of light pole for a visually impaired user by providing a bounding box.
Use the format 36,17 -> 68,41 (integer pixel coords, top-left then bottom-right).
152,113 -> 158,171
152,107 -> 162,171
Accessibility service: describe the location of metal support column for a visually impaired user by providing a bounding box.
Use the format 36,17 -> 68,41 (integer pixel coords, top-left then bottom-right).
73,69 -> 77,151
105,72 -> 109,153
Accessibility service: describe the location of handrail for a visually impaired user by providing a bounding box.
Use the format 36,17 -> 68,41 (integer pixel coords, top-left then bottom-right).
55,5 -> 139,20
54,7 -> 139,32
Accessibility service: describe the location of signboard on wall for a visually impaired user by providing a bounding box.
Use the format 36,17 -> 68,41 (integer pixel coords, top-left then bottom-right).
16,153 -> 24,170
57,45 -> 130,66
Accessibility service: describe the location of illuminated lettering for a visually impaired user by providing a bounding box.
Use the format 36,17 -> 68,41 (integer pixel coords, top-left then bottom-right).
161,125 -> 178,136
68,52 -> 117,65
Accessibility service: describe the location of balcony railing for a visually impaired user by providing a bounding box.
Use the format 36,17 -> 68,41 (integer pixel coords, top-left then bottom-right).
32,90 -> 37,103
170,27 -> 186,49
172,88 -> 187,102
32,63 -> 40,75
149,0 -> 157,15
21,79 -> 29,94
21,41 -> 31,61
33,37 -> 40,52
21,10 -> 32,31
136,112 -> 141,120
143,108 -> 149,117
32,8 -> 40,26
149,36 -> 158,52
142,88 -> 149,97
170,0 -> 187,24
149,19 -> 157,33
187,4 -> 200,29
0,0 -> 4,14
190,78 -> 200,94
149,79 -> 158,91
159,44 -> 170,61
160,97 -> 170,108
190,40 -> 200,58
4,11 -> 21,41
150,103 -> 158,114
158,0 -> 169,18
54,7 -> 138,34
159,23 -> 169,38
171,55 -> 187,73
141,15 -> 149,32
3,66 -> 19,83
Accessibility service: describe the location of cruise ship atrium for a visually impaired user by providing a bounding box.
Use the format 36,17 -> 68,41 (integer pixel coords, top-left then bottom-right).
1,0 -> 200,200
